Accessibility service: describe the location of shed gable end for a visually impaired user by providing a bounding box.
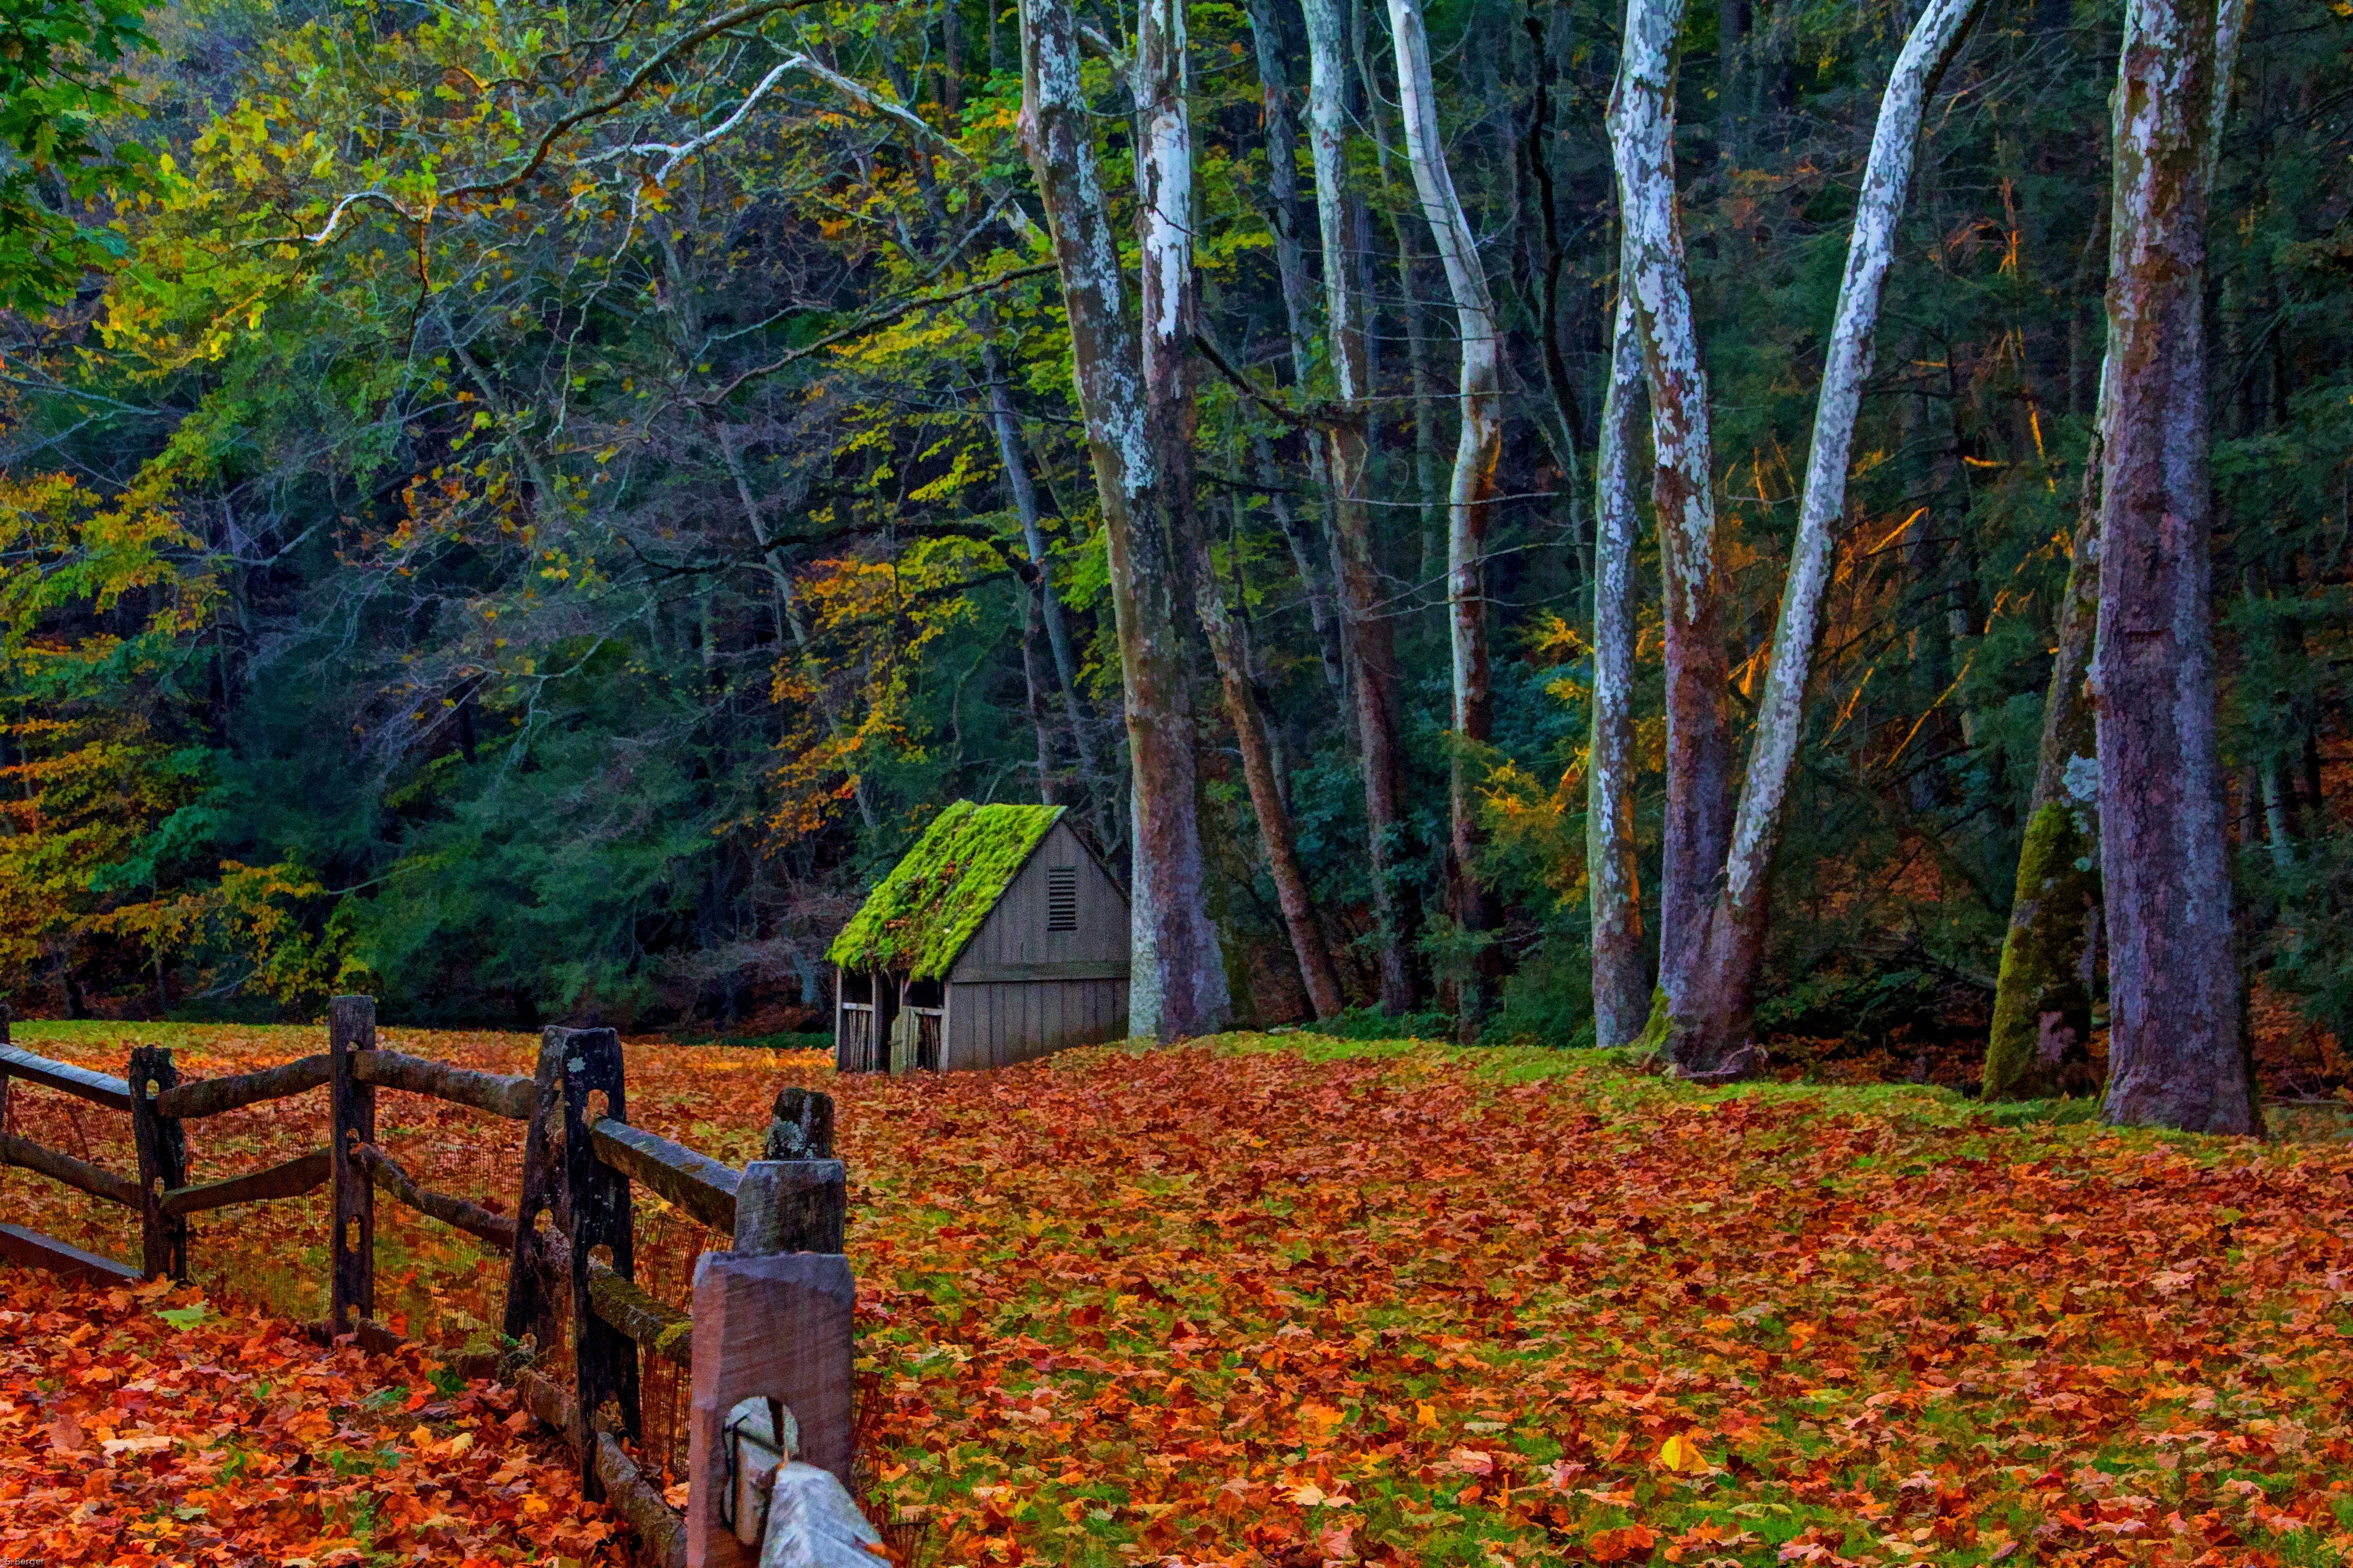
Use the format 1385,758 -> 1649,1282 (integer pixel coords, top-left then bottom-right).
952,821 -> 1129,976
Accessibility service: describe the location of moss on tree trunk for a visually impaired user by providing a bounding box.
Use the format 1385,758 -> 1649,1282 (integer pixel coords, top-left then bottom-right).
1983,801 -> 2098,1100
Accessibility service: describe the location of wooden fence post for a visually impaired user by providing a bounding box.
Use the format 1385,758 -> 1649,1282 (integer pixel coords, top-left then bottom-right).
555,1024 -> 638,1492
126,1045 -> 188,1284
0,1005 -> 13,1136
329,995 -> 377,1335
684,1251 -> 858,1568
502,1030 -> 567,1363
739,1087 -> 845,1256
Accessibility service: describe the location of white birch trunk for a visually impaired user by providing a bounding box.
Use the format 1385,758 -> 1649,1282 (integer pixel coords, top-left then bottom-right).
1607,0 -> 1716,619
1588,266 -> 1649,1048
1607,0 -> 1736,1033
1300,0 -> 1369,406
1019,0 -> 1228,1041
1715,0 -> 1989,921
1389,0 -> 1505,1033
1302,0 -> 1421,1013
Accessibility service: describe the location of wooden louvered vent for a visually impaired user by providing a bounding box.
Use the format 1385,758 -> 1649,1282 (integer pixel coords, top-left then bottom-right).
1047,866 -> 1078,931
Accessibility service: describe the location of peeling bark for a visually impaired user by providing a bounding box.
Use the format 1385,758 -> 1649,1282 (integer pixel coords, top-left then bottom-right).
1145,0 -> 1343,1020
1019,0 -> 1229,1039
1607,0 -> 1736,1036
1390,0 -> 1505,1040
1669,0 -> 1990,1073
1304,0 -> 1420,1012
2094,0 -> 2254,1133
1588,266 -> 1650,1049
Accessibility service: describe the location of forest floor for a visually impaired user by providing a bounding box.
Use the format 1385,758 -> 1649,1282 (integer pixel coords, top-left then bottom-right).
1,1024 -> 2350,1567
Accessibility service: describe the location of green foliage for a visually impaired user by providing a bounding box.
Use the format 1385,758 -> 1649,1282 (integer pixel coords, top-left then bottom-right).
829,801 -> 1065,978
0,0 -> 151,309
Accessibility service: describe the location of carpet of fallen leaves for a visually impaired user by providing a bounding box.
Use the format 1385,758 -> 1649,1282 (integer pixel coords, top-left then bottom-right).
0,1271 -> 621,1565
5,1024 -> 2353,1568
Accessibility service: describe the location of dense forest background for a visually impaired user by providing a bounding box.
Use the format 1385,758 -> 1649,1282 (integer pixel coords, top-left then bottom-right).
0,0 -> 2347,1081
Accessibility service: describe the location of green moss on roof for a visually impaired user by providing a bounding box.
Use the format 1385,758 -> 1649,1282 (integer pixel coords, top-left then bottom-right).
828,801 -> 1066,978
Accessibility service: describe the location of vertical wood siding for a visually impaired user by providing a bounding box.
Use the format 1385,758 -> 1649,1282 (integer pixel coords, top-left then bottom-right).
944,822 -> 1131,1069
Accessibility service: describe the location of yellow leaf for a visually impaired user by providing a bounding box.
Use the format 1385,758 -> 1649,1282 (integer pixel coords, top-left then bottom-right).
1656,1432 -> 1711,1474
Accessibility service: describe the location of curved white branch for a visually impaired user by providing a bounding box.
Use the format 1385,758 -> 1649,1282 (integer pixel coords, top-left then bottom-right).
1719,0 -> 1990,913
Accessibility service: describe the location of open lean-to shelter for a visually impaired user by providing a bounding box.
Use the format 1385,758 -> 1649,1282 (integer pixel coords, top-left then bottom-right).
828,801 -> 1131,1073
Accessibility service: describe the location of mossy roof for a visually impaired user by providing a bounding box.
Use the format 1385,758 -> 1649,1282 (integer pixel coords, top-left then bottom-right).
827,801 -> 1066,979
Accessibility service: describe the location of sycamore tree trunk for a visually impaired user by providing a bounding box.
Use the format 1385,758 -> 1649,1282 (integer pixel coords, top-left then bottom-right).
1389,0 -> 1504,1042
1241,0 -> 1349,701
2094,0 -> 2255,1133
1139,0 -> 1344,1020
1987,0 -> 2248,1103
1668,0 -> 1990,1076
1303,0 -> 1421,1013
1589,265 -> 1650,1048
1020,0 -> 1230,1040
1607,0 -> 1736,1044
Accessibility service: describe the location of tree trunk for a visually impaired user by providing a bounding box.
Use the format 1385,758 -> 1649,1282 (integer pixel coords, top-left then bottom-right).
1983,440 -> 2103,1099
2094,0 -> 2254,1133
1588,264 -> 1650,1049
1608,0 -> 1736,1045
1988,0 -> 2247,1103
1389,0 -> 1504,1043
1152,0 -> 1343,1020
1303,0 -> 1420,1013
1668,0 -> 1990,1075
1240,0 -> 1348,700
982,336 -> 1108,808
1019,0 -> 1230,1039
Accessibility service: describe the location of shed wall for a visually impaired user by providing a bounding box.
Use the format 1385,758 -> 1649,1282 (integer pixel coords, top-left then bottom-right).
944,821 -> 1130,1069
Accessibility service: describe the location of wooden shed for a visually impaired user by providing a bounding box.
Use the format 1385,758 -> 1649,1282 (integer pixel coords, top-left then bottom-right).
828,801 -> 1130,1073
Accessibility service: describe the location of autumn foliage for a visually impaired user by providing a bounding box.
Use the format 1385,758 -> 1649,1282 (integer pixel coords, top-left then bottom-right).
4,1025 -> 2352,1566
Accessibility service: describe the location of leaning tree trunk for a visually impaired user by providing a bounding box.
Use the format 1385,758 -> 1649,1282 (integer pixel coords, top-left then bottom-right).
1588,264 -> 1650,1049
1668,0 -> 1991,1076
1141,0 -> 1344,1020
1020,0 -> 1230,1040
1389,0 -> 1505,1042
1983,440 -> 2104,1099
983,338 -> 1107,805
2094,0 -> 2255,1133
1607,0 -> 1736,1046
1987,0 -> 2248,1103
1303,0 -> 1420,1014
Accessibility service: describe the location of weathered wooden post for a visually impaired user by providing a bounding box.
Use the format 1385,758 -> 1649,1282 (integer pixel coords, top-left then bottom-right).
328,995 -> 377,1334
0,1005 -> 13,1134
556,1024 -> 639,1490
683,1089 -> 861,1567
126,1045 -> 188,1283
503,1032 -> 568,1364
684,1252 -> 859,1568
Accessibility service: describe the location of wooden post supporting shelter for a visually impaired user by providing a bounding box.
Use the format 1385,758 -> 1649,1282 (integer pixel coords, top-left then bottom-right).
329,995 -> 377,1334
126,1045 -> 187,1283
556,1024 -> 639,1491
684,1251 -> 858,1568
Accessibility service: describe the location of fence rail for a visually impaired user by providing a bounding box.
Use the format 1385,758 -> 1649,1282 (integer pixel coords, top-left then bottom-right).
0,997 -> 871,1566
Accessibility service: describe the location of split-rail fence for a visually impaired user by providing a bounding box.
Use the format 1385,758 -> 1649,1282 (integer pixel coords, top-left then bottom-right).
0,996 -> 880,1567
